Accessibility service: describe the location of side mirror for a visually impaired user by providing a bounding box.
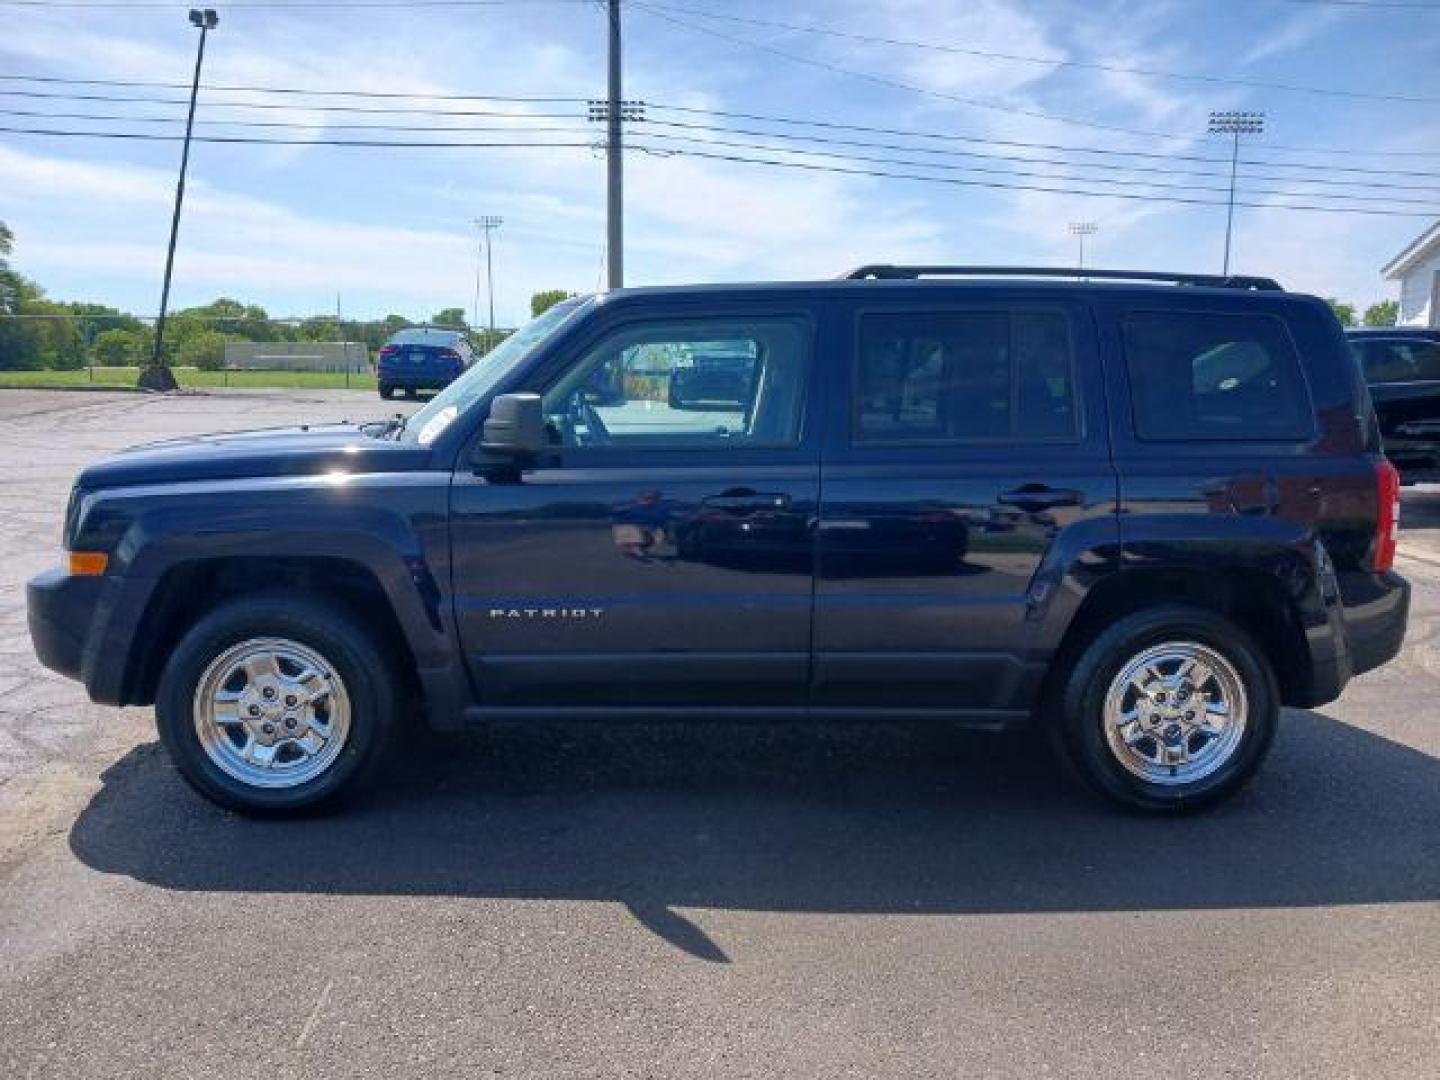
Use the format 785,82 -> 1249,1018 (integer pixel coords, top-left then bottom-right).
479,393 -> 546,461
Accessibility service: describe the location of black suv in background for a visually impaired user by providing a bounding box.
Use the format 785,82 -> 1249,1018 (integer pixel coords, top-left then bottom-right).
28,268 -> 1410,816
1347,327 -> 1440,484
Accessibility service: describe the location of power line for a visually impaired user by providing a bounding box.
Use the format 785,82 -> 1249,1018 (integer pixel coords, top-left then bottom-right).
0,107 -> 596,135
639,1 -> 1440,104
641,103 -> 1440,179
6,71 -> 1439,161
623,128 -> 1440,205
4,122 -> 1437,217
0,125 -> 600,148
630,118 -> 1440,192
8,95 -> 1437,192
645,144 -> 1440,218
12,104 -> 1434,192
0,87 -> 586,119
0,73 -> 587,103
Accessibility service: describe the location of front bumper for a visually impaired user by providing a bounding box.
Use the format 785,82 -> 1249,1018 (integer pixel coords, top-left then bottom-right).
27,567 -> 104,684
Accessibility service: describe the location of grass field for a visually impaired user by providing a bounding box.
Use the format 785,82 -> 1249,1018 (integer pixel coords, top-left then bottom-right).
0,367 -> 379,391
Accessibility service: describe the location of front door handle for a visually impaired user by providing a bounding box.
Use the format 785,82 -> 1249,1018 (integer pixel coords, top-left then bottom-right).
998,486 -> 1083,512
702,489 -> 793,513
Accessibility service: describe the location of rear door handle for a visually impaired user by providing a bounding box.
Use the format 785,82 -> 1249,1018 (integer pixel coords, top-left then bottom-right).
702,489 -> 793,512
998,486 -> 1083,512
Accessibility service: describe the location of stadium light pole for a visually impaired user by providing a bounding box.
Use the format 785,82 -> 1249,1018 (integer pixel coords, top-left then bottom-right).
473,216 -> 502,351
1208,110 -> 1265,276
144,8 -> 218,391
1069,221 -> 1097,270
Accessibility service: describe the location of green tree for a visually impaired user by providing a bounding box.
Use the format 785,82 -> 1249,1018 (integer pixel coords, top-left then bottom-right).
92,327 -> 151,366
531,289 -> 572,317
0,220 -> 21,316
432,307 -> 468,328
0,222 -> 43,370
177,328 -> 230,370
18,298 -> 84,369
1363,300 -> 1399,327
1326,298 -> 1357,327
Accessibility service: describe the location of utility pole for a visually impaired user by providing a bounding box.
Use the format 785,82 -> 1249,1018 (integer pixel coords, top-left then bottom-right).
605,0 -> 624,289
1069,221 -> 1097,270
1208,111 -> 1264,276
473,216 -> 502,351
145,8 -> 218,391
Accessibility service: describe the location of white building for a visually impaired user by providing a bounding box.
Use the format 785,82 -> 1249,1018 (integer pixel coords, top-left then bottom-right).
1382,220 -> 1440,327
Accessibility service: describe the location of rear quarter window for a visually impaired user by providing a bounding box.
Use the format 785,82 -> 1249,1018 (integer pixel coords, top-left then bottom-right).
1122,310 -> 1313,441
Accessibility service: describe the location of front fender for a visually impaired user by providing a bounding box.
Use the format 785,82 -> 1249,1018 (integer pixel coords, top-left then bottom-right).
74,472 -> 456,709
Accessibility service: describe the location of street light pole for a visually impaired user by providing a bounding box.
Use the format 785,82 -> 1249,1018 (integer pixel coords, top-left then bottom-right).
1208,110 -> 1265,276
473,216 -> 502,351
1069,221 -> 1097,270
145,8 -> 218,391
605,0 -> 623,289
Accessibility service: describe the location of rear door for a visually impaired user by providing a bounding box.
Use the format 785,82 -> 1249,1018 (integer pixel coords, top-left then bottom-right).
812,294 -> 1116,716
449,300 -> 821,709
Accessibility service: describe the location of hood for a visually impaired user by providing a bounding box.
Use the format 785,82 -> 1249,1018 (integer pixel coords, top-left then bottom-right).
76,422 -> 433,490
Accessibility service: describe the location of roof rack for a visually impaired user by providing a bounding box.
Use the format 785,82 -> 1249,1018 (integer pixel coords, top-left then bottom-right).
840,265 -> 1284,291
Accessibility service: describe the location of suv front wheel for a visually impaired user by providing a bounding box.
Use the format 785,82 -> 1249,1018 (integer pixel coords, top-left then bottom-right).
1053,606 -> 1278,812
155,594 -> 400,815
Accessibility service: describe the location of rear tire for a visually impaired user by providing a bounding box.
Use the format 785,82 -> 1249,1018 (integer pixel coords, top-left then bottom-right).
378,383 -> 395,400
1051,605 -> 1278,813
155,594 -> 401,816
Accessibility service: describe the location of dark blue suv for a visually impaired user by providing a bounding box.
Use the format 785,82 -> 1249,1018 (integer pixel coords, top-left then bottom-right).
376,326 -> 475,399
27,268 -> 1410,816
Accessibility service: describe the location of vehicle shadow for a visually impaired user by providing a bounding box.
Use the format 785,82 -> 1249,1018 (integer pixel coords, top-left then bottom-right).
70,711 -> 1440,961
1401,487 -> 1440,532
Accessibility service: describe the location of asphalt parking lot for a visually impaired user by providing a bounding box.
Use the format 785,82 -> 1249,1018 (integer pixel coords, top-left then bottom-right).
1,388 -> 1437,1079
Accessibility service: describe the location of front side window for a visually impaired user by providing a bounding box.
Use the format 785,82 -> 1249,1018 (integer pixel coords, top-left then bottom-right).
854,309 -> 1078,443
1122,311 -> 1312,441
542,317 -> 809,449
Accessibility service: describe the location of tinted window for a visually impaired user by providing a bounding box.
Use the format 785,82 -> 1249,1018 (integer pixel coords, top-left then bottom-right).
1354,339 -> 1440,383
542,317 -> 808,448
854,309 -> 1078,442
1122,311 -> 1312,441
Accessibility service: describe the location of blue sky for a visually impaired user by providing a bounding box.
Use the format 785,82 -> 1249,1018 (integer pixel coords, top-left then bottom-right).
1,0 -> 1438,325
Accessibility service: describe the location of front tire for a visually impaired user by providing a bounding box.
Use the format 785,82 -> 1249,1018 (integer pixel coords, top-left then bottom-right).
155,594 -> 400,815
1052,606 -> 1278,813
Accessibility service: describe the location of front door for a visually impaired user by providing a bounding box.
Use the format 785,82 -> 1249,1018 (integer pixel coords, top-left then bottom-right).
450,306 -> 820,709
813,298 -> 1117,716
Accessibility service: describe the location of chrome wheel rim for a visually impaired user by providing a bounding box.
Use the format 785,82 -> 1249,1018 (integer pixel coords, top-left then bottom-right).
1103,641 -> 1248,786
193,637 -> 351,790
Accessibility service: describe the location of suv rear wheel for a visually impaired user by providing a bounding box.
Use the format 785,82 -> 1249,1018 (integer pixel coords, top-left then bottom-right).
155,594 -> 400,815
1053,606 -> 1278,812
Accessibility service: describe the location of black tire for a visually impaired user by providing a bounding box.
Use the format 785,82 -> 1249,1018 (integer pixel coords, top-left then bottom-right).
1051,605 -> 1278,813
404,386 -> 419,400
155,594 -> 401,816
378,383 -> 395,400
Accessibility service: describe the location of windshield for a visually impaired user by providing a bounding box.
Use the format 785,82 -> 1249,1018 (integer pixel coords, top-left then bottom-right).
399,296 -> 590,444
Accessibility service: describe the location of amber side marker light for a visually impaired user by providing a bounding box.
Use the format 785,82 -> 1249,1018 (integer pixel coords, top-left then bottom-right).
67,551 -> 109,576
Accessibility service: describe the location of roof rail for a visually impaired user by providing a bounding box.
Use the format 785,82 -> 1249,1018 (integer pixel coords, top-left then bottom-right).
840,265 -> 1284,291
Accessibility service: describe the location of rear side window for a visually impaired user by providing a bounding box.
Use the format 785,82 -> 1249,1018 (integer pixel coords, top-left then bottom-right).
1354,339 -> 1440,384
1122,311 -> 1312,441
854,309 -> 1078,442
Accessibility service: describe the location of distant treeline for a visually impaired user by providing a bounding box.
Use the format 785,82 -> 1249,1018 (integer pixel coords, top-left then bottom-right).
0,221 -> 580,372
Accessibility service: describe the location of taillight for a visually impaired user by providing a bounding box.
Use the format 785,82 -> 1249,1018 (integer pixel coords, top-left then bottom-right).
378,345 -> 399,360
1373,457 -> 1400,572
441,348 -> 462,362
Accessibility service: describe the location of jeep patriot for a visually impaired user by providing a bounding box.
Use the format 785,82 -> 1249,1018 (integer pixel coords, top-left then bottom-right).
28,267 -> 1411,814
